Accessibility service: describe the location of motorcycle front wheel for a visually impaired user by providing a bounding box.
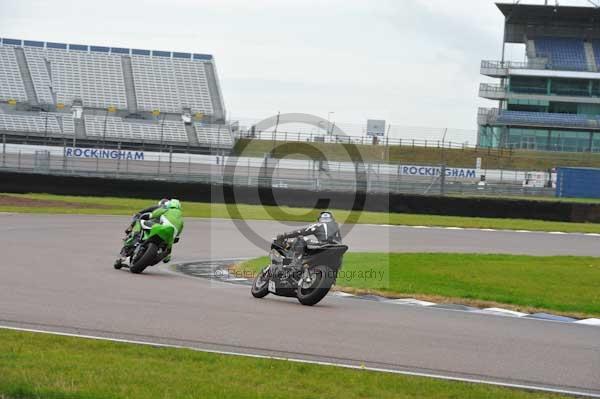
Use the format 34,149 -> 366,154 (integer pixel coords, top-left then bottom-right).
129,243 -> 158,274
296,265 -> 336,306
251,267 -> 271,298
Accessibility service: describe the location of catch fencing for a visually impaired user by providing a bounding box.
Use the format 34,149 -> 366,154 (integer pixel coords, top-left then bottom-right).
0,141 -> 554,198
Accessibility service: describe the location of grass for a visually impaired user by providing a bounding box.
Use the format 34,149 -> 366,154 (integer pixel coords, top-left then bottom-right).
3,193 -> 600,234
235,138 -> 600,170
0,329 -> 572,399
235,253 -> 600,318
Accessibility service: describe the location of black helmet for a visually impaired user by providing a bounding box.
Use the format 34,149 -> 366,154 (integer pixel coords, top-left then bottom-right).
318,211 -> 334,223
158,198 -> 170,207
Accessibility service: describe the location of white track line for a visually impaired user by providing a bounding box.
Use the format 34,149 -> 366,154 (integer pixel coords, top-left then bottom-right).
365,223 -> 600,236
1,325 -> 598,398
575,319 -> 600,326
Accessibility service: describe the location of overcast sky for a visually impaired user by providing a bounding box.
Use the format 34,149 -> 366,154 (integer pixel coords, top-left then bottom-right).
0,0 -> 596,142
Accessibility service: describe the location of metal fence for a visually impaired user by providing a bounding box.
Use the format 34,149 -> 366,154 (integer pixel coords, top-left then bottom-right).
235,130 -> 478,150
0,143 -> 555,198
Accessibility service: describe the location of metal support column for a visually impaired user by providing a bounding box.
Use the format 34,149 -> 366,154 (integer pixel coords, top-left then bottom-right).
2,134 -> 6,167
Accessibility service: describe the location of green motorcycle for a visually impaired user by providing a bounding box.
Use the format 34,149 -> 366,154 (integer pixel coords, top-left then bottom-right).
114,199 -> 184,274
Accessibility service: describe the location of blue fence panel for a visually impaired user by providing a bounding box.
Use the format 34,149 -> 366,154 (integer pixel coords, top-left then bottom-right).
111,47 -> 130,54
152,50 -> 170,57
47,42 -> 67,49
69,44 -> 88,51
173,52 -> 191,59
132,48 -> 150,56
2,38 -> 22,45
24,40 -> 44,47
90,46 -> 110,53
556,167 -> 600,198
193,53 -> 213,61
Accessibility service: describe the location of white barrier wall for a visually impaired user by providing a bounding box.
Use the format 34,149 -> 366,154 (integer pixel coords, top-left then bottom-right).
2,143 -> 542,183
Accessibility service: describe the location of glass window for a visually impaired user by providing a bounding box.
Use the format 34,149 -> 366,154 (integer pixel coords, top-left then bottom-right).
592,133 -> 600,152
534,130 -> 550,151
478,126 -> 501,147
593,81 -> 600,98
507,128 -> 523,148
510,76 -> 547,94
551,78 -> 589,97
550,130 -> 591,152
550,102 -> 578,114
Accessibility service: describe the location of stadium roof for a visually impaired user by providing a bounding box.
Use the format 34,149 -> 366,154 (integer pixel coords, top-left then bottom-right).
496,2 -> 600,42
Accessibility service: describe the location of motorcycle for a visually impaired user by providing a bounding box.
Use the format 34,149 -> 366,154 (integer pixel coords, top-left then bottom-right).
251,238 -> 348,306
114,213 -> 178,274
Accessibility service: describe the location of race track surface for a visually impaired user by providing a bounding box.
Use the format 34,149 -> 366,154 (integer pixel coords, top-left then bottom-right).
1,214 -> 599,396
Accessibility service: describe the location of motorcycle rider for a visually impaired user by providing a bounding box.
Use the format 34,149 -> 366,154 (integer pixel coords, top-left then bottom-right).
124,198 -> 170,234
276,211 -> 341,264
116,198 -> 184,266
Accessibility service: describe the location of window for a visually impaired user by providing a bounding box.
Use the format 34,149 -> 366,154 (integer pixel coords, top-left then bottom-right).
550,78 -> 589,97
549,130 -> 591,152
510,76 -> 547,94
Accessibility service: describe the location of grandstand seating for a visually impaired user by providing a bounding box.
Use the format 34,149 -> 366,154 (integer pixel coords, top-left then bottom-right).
497,110 -> 599,128
132,56 -> 213,114
0,38 -> 231,151
23,47 -> 54,104
534,37 -> 587,71
194,123 -> 233,148
0,47 -> 27,102
84,115 -> 188,143
0,112 -> 63,134
58,112 -> 75,136
23,47 -> 128,109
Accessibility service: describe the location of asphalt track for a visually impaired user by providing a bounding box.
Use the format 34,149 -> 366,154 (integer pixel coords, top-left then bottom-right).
1,214 -> 600,396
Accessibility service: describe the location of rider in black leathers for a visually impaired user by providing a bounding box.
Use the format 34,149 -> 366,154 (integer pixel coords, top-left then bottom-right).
276,212 -> 341,263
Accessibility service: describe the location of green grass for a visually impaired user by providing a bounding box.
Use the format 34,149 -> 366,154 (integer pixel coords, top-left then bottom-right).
0,329 -> 571,399
3,192 -> 600,234
236,253 -> 600,317
235,138 -> 600,170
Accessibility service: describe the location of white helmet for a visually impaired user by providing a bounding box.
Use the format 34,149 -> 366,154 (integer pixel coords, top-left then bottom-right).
318,211 -> 334,223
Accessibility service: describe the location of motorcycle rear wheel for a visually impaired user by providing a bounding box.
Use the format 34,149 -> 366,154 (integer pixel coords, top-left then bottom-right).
296,265 -> 335,306
129,243 -> 158,274
251,267 -> 270,298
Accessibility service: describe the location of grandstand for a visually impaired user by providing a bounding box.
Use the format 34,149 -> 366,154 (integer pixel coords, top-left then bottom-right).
478,3 -> 600,152
0,38 -> 233,153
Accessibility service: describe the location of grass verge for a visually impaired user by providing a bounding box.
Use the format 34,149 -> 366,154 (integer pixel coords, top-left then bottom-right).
3,193 -> 600,234
235,138 -> 600,170
0,329 -> 571,399
235,253 -> 600,318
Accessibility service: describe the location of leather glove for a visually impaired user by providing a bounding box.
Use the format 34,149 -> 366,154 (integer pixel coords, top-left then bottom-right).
275,235 -> 285,244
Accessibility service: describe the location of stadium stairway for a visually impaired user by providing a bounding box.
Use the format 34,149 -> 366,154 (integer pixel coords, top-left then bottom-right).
204,63 -> 225,121
584,42 -> 598,72
121,56 -> 139,114
185,122 -> 199,145
526,39 -> 537,59
75,116 -> 87,139
14,48 -> 39,108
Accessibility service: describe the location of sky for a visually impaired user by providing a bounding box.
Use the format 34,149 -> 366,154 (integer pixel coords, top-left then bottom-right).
0,0 -> 597,143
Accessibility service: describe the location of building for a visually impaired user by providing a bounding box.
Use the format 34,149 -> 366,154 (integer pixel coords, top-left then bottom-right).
0,38 -> 233,153
478,3 -> 600,152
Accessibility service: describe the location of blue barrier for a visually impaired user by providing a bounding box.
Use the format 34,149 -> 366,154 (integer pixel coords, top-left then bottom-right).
0,37 -> 214,61
556,167 -> 600,198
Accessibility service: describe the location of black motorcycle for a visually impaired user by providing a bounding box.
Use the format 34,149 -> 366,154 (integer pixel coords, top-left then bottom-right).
251,238 -> 348,306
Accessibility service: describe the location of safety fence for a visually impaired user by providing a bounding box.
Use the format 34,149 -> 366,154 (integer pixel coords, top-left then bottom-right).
0,144 -> 554,198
